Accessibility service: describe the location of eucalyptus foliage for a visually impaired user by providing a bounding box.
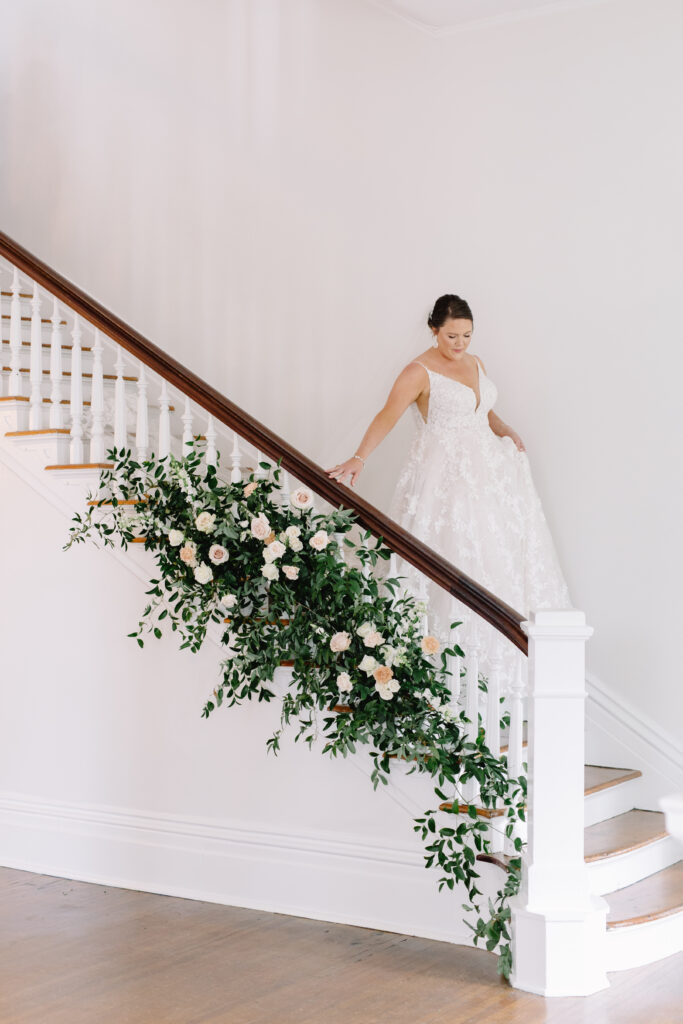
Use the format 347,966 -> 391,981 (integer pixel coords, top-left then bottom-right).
65,442 -> 525,977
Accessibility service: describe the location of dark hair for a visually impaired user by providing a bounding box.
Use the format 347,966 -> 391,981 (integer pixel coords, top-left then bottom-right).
427,294 -> 473,331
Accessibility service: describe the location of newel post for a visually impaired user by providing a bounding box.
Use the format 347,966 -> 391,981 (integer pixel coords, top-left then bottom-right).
509,609 -> 608,997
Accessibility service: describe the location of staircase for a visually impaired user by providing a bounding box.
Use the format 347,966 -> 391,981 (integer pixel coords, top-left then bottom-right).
1,232 -> 681,997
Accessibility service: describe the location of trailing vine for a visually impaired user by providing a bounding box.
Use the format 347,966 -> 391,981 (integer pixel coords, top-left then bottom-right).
64,441 -> 525,977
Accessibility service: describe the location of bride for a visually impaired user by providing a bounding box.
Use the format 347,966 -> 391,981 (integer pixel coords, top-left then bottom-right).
326,293 -> 572,689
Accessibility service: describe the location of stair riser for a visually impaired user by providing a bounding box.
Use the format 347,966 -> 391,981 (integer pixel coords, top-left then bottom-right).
605,907 -> 683,972
587,835 -> 681,896
584,780 -> 641,827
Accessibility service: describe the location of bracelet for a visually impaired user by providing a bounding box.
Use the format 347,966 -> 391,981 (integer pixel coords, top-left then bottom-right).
352,454 -> 366,466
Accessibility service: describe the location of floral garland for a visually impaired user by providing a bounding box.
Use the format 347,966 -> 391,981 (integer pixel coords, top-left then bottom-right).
64,442 -> 525,977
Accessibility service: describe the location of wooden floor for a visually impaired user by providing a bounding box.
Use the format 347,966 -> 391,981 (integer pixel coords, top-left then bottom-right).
1,867 -> 681,1024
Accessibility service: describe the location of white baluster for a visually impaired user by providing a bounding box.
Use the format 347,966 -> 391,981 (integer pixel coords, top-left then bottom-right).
8,267 -> 23,396
158,379 -> 171,458
334,532 -> 347,564
230,433 -> 243,482
135,361 -> 149,461
69,315 -> 84,464
446,621 -> 462,706
182,395 -> 193,451
280,469 -> 291,508
484,655 -> 504,853
90,330 -> 105,463
49,298 -> 65,428
205,413 -> 217,468
254,449 -> 270,480
28,281 -> 43,429
504,656 -> 527,857
114,348 -> 127,453
464,643 -> 481,805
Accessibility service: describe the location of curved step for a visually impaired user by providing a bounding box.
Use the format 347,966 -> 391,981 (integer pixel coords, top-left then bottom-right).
584,766 -> 643,827
605,862 -> 683,971
585,810 -> 680,895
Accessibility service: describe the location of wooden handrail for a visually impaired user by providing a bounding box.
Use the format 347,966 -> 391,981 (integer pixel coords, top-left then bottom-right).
0,230 -> 528,654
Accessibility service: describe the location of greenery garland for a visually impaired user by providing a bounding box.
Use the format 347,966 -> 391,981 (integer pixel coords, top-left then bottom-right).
64,442 -> 525,977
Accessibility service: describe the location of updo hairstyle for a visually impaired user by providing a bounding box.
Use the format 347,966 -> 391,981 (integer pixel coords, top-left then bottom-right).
427,294 -> 474,331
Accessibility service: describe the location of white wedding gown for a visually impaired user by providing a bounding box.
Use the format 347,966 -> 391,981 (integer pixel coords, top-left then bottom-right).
388,359 -> 572,691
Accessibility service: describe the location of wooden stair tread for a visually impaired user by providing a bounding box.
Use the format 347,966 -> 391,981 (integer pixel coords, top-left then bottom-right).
5,428 -> 70,437
45,463 -> 113,470
584,810 -> 669,862
1,312 -> 67,324
605,862 -> 683,928
0,395 -> 29,402
2,338 -> 91,351
2,366 -> 138,381
584,765 -> 642,795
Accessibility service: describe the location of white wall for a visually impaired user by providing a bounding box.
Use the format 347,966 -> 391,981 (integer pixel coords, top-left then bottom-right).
1,0 -> 681,742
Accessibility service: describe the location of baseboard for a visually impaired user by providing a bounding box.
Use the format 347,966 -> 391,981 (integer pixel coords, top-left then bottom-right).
0,790 -> 500,948
585,672 -> 683,803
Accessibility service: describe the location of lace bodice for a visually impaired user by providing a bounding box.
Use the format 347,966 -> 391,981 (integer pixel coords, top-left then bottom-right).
414,360 -> 497,432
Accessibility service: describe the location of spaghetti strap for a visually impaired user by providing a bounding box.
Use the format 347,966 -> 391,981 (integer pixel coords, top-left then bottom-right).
410,360 -> 431,373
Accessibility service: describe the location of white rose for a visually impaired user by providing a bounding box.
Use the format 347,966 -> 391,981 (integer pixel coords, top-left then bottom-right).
379,644 -> 396,666
221,593 -> 238,609
263,546 -> 279,564
282,565 -> 300,580
289,537 -> 303,552
356,621 -> 374,638
359,655 -> 378,675
337,672 -> 352,694
250,514 -> 271,540
195,511 -> 217,533
209,544 -> 229,565
290,487 -> 314,510
194,563 -> 213,584
309,529 -> 329,551
285,525 -> 301,540
266,540 -> 286,560
363,630 -> 384,649
330,631 -> 351,653
168,529 -> 184,546
376,683 -> 394,701
261,563 -> 279,581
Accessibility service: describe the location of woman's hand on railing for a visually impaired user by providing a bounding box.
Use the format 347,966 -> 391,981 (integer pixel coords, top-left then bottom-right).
326,455 -> 365,488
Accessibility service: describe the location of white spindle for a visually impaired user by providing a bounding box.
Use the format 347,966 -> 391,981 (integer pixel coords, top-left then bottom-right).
504,657 -> 527,857
446,621 -> 462,705
484,655 -> 504,853
8,268 -> 23,396
114,349 -> 127,452
49,298 -> 65,427
182,395 -> 193,450
334,532 -> 347,564
280,469 -> 291,508
230,433 -> 243,482
464,643 -> 481,804
255,449 -> 270,480
135,361 -> 149,461
69,315 -> 84,464
90,330 -> 105,463
28,281 -> 43,429
158,380 -> 171,458
205,414 -> 217,468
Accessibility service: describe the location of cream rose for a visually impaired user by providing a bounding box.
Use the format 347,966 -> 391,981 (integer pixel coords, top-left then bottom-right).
285,525 -> 301,541
250,513 -> 271,540
282,565 -> 300,580
375,684 -> 394,701
194,563 -> 213,584
372,664 -> 393,686
243,480 -> 258,497
266,540 -> 286,560
168,529 -> 183,546
330,631 -> 351,653
261,563 -> 279,581
289,537 -> 303,552
356,621 -> 374,638
421,635 -> 440,655
221,593 -> 238,609
359,654 -> 378,675
364,629 -> 384,649
290,487 -> 314,510
195,510 -> 216,533
208,544 -> 228,565
179,541 -> 197,566
309,529 -> 329,551
337,672 -> 352,694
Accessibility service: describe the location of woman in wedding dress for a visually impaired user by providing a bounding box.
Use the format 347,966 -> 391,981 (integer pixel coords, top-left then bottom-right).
326,293 -> 572,689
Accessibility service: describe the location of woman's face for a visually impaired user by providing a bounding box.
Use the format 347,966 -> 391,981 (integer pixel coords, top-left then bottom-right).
431,317 -> 473,360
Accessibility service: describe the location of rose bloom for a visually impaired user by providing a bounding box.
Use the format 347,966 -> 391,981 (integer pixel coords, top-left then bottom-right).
208,544 -> 228,565
168,529 -> 183,546
250,514 -> 271,540
356,621 -> 374,638
290,487 -> 314,510
289,537 -> 303,552
359,654 -> 378,675
372,664 -> 393,686
337,672 -> 353,694
261,563 -> 279,581
375,683 -> 394,701
179,542 -> 197,566
421,635 -> 440,655
309,529 -> 329,551
266,540 -> 286,560
195,511 -> 216,533
282,565 -> 300,580
363,629 -> 384,649
243,480 -> 258,497
330,631 -> 351,653
285,525 -> 301,541
194,563 -> 213,585
221,593 -> 238,609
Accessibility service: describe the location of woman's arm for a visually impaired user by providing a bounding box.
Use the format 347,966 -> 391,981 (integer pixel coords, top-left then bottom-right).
326,363 -> 427,487
488,410 -> 526,451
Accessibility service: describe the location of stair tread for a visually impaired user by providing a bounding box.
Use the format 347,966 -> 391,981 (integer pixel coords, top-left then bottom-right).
605,861 -> 683,928
584,809 -> 669,861
584,765 -> 642,795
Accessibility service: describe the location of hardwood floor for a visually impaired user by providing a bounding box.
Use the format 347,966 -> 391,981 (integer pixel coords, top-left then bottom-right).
1,866 -> 681,1024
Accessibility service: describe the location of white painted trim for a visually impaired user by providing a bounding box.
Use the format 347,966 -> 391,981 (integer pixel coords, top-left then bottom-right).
587,835 -> 681,896
605,908 -> 683,973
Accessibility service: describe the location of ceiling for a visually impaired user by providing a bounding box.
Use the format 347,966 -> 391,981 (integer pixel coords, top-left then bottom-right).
366,0 -> 603,33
